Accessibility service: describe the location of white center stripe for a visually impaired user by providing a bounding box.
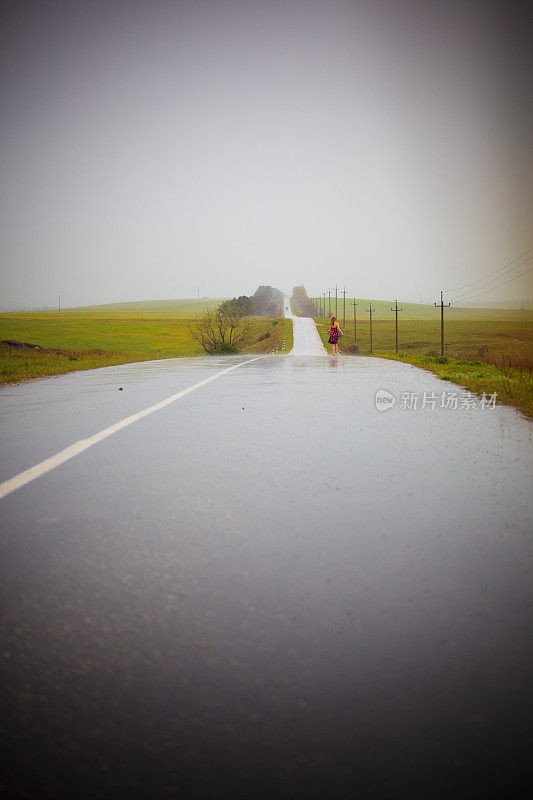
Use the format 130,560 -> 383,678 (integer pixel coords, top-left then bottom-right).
0,356 -> 265,501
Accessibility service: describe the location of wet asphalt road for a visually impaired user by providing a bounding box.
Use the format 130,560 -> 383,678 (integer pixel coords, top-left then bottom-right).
284,300 -> 326,355
1,350 -> 532,799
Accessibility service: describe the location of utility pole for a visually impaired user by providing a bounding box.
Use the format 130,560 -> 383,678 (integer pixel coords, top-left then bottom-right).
58,295 -> 61,311
335,285 -> 338,318
198,284 -> 200,303
390,299 -> 403,354
366,302 -> 375,354
328,289 -> 331,317
351,299 -> 358,345
434,291 -> 450,357
342,287 -> 346,329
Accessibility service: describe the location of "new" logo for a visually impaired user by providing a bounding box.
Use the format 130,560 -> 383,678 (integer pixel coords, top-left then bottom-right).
375,389 -> 396,412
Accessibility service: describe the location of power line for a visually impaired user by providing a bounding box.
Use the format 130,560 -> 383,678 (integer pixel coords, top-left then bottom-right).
451,262 -> 532,302
452,267 -> 533,302
447,247 -> 532,292
450,257 -> 532,301
451,267 -> 532,303
451,266 -> 533,304
446,248 -> 532,294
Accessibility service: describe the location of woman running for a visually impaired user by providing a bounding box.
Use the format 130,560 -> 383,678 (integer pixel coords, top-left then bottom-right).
317,316 -> 344,354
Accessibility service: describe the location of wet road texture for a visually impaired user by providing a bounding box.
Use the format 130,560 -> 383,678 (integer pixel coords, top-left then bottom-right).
1,351 -> 532,799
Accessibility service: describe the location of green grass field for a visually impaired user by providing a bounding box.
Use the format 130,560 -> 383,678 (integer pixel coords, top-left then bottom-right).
0,300 -> 288,384
314,316 -> 533,358
0,314 -> 201,358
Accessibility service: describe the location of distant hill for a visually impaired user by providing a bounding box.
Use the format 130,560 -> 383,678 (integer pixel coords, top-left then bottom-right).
4,291 -> 527,320
313,297 -> 533,321
455,299 -> 531,309
58,298 -> 226,316
0,289 -> 286,318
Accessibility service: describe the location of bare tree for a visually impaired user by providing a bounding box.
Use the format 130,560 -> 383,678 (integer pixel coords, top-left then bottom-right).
189,304 -> 252,354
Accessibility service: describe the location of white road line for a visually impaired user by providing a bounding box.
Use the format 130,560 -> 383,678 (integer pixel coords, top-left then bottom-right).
0,356 -> 265,501
303,320 -> 310,353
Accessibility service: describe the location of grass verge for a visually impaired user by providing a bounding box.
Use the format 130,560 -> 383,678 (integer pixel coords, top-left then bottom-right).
283,318 -> 294,353
241,318 -> 288,354
0,343 -> 152,384
0,312 -> 287,384
375,353 -> 533,419
314,316 -> 533,418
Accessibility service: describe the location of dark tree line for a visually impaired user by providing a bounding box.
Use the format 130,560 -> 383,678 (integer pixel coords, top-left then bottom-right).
218,286 -> 284,318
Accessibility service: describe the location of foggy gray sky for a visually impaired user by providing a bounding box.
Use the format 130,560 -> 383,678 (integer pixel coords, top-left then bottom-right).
1,0 -> 531,309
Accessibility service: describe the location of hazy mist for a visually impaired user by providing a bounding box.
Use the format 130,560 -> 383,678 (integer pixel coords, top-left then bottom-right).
1,0 -> 531,309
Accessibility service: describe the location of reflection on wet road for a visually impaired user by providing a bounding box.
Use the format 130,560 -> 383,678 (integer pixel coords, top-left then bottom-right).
1,353 -> 532,798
